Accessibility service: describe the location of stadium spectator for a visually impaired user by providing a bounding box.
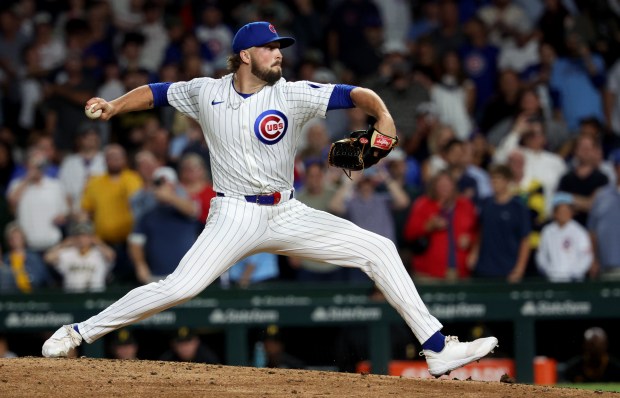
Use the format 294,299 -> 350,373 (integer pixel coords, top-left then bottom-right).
477,0 -> 531,48
536,192 -> 593,282
588,149 -> 620,280
326,0 -> 383,79
160,327 -> 219,364
497,20 -> 539,75
404,171 -> 477,282
0,333 -> 16,358
108,328 -> 139,360
470,165 -> 531,282
562,327 -> 620,382
81,144 -> 141,281
128,166 -> 196,284
459,17 -> 499,116
329,169 -> 409,281
427,51 -> 475,140
178,153 -> 215,225
537,0 -> 570,54
404,102 -> 440,163
44,220 -> 115,293
364,42 -> 429,140
223,253 -> 280,289
81,144 -> 141,243
407,1 -> 440,43
42,53 -> 97,153
507,149 -> 546,277
262,325 -> 305,369
421,124 -> 457,182
479,69 -> 521,135
7,148 -> 68,253
290,160 -> 344,282
550,32 -> 606,133
0,222 -> 49,293
58,125 -> 106,214
443,139 -> 479,201
605,55 -> 620,137
138,1 -> 168,73
494,118 -> 567,214
9,134 -> 59,184
329,168 -> 410,246
195,4 -> 233,67
557,134 -> 609,226
131,150 -> 162,222
487,88 -> 569,153
428,0 -> 465,57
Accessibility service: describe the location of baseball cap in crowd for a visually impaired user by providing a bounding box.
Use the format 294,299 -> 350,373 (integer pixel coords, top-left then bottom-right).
69,220 -> 94,236
152,166 -> 178,184
610,148 -> 620,166
232,22 -> 295,54
552,192 -> 574,209
173,327 -> 196,342
110,329 -> 136,346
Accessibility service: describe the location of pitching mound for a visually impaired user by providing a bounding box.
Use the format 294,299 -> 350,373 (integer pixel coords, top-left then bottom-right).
0,357 -> 614,397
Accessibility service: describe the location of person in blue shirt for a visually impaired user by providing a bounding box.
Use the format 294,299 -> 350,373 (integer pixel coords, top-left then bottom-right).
128,167 -> 198,284
459,17 -> 499,118
470,164 -> 531,282
550,32 -> 606,133
224,252 -> 279,288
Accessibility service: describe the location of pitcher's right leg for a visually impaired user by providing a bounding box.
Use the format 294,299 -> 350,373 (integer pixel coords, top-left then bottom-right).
43,197 -> 267,357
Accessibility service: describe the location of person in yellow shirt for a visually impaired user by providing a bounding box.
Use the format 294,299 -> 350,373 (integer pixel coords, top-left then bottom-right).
81,144 -> 142,282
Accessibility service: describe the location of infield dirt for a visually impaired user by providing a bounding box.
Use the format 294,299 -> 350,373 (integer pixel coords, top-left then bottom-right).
0,357 -> 616,397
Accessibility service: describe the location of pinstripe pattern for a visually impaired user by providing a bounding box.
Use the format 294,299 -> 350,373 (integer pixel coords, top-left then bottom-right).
74,73 -> 443,346
259,200 -> 442,342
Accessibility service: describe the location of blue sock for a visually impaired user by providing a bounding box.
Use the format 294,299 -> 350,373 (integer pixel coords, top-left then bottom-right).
422,331 -> 446,352
73,324 -> 81,335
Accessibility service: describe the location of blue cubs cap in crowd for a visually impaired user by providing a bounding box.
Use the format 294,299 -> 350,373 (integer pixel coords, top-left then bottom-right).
232,22 -> 295,54
552,192 -> 574,209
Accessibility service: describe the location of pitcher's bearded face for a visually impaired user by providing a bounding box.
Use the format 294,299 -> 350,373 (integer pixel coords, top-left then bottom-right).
251,58 -> 282,85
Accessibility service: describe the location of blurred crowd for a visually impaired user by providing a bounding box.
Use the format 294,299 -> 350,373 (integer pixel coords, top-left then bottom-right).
2,0 -> 620,294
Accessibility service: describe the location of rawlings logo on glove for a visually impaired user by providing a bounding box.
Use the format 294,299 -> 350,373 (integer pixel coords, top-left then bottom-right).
327,126 -> 399,177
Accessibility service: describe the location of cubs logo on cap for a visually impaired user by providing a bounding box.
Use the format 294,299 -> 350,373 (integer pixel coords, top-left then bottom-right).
232,21 -> 296,54
254,110 -> 288,145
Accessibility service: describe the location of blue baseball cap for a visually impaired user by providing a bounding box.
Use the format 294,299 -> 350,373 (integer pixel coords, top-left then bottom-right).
232,22 -> 295,54
552,192 -> 574,209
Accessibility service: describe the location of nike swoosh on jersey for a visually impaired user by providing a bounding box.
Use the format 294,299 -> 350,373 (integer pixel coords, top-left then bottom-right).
211,100 -> 224,105
307,83 -> 321,89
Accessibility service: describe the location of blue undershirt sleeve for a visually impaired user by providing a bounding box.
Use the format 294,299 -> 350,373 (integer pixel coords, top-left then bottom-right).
327,84 -> 357,111
148,82 -> 172,107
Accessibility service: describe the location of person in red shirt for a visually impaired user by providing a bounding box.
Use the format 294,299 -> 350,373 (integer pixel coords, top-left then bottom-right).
404,170 -> 477,281
178,153 -> 216,224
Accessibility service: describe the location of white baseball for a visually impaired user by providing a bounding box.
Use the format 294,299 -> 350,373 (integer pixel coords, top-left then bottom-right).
85,104 -> 103,119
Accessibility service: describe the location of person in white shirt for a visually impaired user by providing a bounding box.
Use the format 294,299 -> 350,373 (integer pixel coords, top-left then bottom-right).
494,117 -> 567,215
7,148 -> 69,252
44,221 -> 115,293
536,192 -> 593,282
58,125 -> 106,214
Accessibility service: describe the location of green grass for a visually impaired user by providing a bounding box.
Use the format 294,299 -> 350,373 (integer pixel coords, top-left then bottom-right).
555,383 -> 620,392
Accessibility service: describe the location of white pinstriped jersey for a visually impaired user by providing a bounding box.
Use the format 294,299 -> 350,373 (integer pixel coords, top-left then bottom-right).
167,74 -> 334,195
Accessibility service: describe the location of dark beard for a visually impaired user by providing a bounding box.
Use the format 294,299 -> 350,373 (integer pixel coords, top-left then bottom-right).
251,62 -> 281,85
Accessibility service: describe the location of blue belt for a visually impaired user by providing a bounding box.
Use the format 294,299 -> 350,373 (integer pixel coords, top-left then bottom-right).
216,190 -> 293,205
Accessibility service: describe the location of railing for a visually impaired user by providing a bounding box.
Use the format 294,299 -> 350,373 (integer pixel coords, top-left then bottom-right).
1,280 -> 619,382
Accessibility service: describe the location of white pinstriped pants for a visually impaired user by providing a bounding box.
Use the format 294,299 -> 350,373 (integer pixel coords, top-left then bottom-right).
78,197 -> 442,344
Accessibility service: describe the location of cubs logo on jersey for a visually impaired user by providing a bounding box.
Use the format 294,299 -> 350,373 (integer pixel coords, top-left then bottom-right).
254,110 -> 288,145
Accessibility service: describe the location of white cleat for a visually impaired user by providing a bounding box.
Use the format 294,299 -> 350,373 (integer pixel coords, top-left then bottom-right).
423,336 -> 499,377
42,325 -> 83,358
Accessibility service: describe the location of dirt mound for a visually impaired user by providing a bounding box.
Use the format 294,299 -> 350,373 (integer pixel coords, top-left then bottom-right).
0,357 -> 613,397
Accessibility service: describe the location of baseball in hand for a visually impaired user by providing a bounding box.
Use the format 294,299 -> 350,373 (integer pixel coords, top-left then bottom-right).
85,104 -> 102,119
